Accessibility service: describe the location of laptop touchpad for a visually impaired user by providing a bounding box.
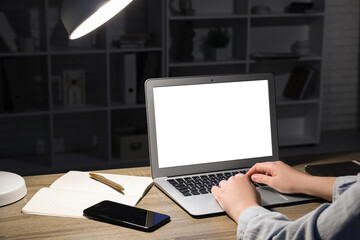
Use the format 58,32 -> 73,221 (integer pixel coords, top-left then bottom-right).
258,187 -> 289,206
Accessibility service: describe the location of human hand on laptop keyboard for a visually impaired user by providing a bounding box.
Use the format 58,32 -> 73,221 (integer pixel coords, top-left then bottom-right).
246,161 -> 309,195
211,174 -> 260,223
246,161 -> 336,202
212,161 -> 337,224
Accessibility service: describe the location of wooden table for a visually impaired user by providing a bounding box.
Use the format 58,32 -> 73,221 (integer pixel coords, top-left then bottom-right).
1,151 -> 359,240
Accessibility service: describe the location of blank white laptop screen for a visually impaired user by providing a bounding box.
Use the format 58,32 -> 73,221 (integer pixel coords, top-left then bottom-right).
153,80 -> 273,169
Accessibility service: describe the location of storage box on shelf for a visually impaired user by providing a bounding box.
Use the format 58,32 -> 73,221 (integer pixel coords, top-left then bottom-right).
110,108 -> 149,165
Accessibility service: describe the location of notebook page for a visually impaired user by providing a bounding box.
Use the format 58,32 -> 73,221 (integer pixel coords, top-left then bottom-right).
22,188 -> 140,218
50,171 -> 153,196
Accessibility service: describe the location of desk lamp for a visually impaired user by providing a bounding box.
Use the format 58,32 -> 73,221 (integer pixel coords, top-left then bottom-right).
0,171 -> 27,207
61,0 -> 133,39
0,0 -> 133,207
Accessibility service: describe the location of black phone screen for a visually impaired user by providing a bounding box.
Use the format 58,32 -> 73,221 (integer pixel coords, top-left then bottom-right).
83,200 -> 170,232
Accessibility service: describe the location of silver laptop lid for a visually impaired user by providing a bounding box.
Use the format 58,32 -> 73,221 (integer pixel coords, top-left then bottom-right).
145,73 -> 279,179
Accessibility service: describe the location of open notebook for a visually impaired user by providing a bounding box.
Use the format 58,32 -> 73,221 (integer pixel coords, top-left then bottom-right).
22,171 -> 153,218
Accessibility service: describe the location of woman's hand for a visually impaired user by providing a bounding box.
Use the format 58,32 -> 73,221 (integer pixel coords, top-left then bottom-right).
246,161 -> 336,201
246,161 -> 310,194
211,174 -> 260,223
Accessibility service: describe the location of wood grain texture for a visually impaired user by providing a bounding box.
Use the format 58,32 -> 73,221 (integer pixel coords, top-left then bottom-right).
1,152 -> 359,240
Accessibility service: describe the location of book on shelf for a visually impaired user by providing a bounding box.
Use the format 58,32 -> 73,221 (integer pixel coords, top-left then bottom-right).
0,60 -> 4,112
120,34 -> 148,48
22,171 -> 153,218
29,8 -> 40,49
283,67 -> 316,100
2,58 -> 26,112
0,12 -> 18,52
286,2 -> 315,13
137,52 -> 160,103
122,53 -> 137,104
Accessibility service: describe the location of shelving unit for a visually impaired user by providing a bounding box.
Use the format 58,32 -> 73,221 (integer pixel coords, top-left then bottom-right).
0,0 -> 326,175
166,0 -> 325,147
0,0 -> 163,175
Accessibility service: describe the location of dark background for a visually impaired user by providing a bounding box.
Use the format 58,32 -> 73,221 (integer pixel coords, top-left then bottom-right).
0,0 -> 359,175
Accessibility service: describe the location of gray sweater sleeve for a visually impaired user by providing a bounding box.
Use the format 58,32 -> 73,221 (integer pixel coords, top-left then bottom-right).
237,174 -> 360,240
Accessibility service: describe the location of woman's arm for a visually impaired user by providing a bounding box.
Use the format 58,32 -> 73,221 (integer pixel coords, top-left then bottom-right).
211,161 -> 336,223
212,162 -> 359,240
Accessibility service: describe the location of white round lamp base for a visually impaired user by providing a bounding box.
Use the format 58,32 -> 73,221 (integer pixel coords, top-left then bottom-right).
0,171 -> 27,207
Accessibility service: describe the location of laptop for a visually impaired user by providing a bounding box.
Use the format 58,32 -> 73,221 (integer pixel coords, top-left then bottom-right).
145,73 -> 313,217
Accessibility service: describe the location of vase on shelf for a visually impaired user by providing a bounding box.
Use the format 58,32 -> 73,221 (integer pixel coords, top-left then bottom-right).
205,28 -> 230,61
214,47 -> 228,61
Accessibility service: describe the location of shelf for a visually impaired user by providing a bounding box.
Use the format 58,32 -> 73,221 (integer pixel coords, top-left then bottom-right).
169,12 -> 325,21
49,48 -> 107,55
251,15 -> 324,27
250,12 -> 324,19
0,110 -> 49,118
278,133 -> 319,147
111,102 -> 146,110
0,51 -> 48,57
47,46 -> 164,55
169,14 -> 248,20
52,104 -> 108,114
276,97 -> 320,106
108,46 -> 163,53
249,55 -> 322,63
170,59 -> 247,67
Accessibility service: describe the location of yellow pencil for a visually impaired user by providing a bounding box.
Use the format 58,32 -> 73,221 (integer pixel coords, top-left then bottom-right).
89,173 -> 125,194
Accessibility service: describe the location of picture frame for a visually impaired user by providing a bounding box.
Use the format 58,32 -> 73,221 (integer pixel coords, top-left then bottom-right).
63,70 -> 86,107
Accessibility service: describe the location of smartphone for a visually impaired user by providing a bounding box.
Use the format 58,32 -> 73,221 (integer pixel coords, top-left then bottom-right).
83,200 -> 170,232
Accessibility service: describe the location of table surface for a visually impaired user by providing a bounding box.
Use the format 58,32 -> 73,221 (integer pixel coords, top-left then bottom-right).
1,151 -> 359,240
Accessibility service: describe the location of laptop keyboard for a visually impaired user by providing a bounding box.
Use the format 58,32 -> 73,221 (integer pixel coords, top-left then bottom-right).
167,170 -> 265,197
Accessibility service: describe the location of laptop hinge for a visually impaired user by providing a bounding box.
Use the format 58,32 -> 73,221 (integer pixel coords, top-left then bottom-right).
166,167 -> 252,178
